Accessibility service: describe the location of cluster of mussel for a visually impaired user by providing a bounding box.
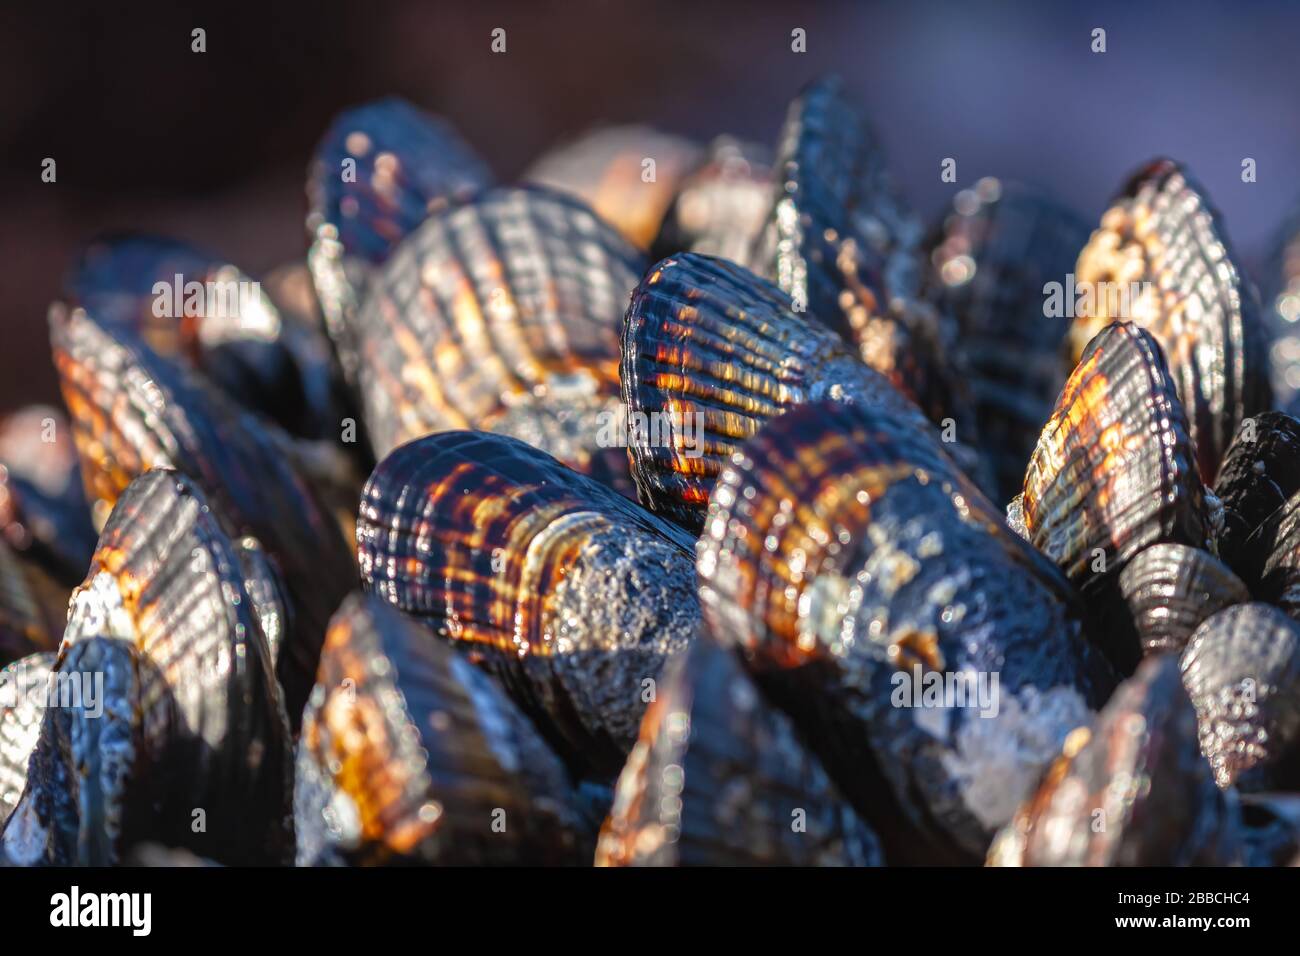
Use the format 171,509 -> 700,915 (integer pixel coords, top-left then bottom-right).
4,76 -> 1300,867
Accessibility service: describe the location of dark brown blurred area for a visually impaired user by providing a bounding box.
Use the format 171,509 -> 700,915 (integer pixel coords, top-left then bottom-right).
4,0 -> 1300,411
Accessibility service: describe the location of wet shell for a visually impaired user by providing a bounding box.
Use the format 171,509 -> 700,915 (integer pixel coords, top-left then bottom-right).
351,185 -> 647,492
595,638 -> 882,867
1213,411 -> 1300,586
1251,489 -> 1300,620
746,76 -> 967,430
1068,158 -> 1272,481
621,253 -> 935,531
651,135 -> 773,266
987,654 -> 1242,866
750,75 -> 921,327
11,468 -> 294,865
67,235 -> 344,441
307,98 -> 493,385
295,594 -> 592,866
1116,544 -> 1249,656
0,652 -> 54,827
697,400 -> 1114,863
1,638 -> 157,865
923,179 -> 1092,501
524,125 -> 703,250
0,540 -> 59,666
1022,322 -> 1208,669
1181,603 -> 1300,790
50,304 -> 355,728
356,431 -> 698,778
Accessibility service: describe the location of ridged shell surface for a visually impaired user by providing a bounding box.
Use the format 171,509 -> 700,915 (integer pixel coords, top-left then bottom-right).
621,253 -> 932,531
596,638 -> 882,867
697,400 -> 1114,863
307,98 -> 492,383
1181,603 -> 1300,790
0,652 -> 54,828
40,469 -> 292,864
1116,544 -> 1249,656
923,179 -> 1091,501
988,655 -> 1242,866
357,431 -> 698,778
351,185 -> 647,489
296,594 -> 591,865
1068,159 -> 1271,481
50,305 -> 354,727
1023,322 -> 1208,667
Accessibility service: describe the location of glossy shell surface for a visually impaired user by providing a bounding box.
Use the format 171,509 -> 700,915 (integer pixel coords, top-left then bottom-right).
1023,322 -> 1207,667
596,638 -> 882,866
1181,603 -> 1300,790
988,655 -> 1242,866
296,594 -> 591,865
923,179 -> 1091,501
697,400 -> 1114,862
351,185 -> 647,490
1116,544 -> 1249,656
307,98 -> 492,383
621,253 -> 932,531
357,430 -> 698,778
1068,158 -> 1271,481
50,305 -> 355,727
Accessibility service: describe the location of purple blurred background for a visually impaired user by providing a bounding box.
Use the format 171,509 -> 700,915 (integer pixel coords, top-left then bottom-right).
3,0 -> 1299,410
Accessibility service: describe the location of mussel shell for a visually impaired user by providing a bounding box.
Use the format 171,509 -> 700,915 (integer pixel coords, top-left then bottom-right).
50,304 -> 355,728
524,125 -> 703,250
2,630 -> 285,866
750,75 -> 921,327
621,253 -> 934,531
0,652 -> 54,827
923,179 -> 1092,501
1023,321 -> 1208,669
1181,602 -> 1300,790
307,98 -> 492,385
746,77 -> 969,431
1116,544 -> 1249,656
651,135 -> 773,266
697,400 -> 1114,863
596,637 -> 882,866
2,638 -> 160,865
67,235 -> 343,441
0,542 -> 59,666
987,654 -> 1242,866
1251,487 -> 1300,620
1068,158 -> 1271,482
351,184 -> 647,490
49,469 -> 293,863
295,593 -> 591,865
1214,411 -> 1300,586
357,430 -> 698,779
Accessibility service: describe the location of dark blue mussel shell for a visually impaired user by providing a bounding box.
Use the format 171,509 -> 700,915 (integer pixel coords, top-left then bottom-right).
696,400 -> 1115,864
597,637 -> 883,867
357,430 -> 698,779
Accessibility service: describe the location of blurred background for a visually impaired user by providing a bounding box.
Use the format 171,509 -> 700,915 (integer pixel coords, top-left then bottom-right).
3,0 -> 1299,410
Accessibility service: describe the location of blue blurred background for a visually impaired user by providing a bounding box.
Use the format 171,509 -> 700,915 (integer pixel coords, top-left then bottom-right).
2,0 -> 1298,408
